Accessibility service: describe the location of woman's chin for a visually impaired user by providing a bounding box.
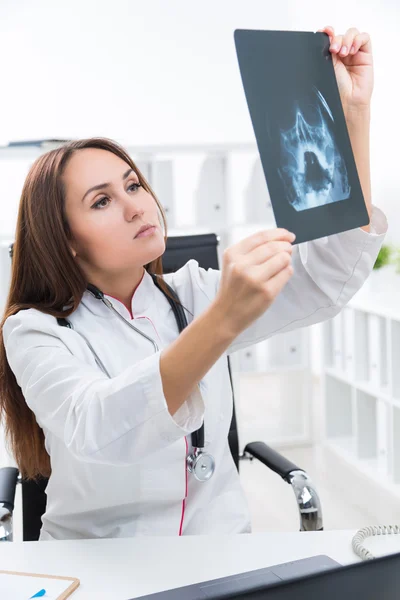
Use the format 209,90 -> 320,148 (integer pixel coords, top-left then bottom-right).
142,238 -> 166,265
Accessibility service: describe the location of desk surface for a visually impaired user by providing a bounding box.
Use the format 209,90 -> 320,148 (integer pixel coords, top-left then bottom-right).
1,530 -> 400,600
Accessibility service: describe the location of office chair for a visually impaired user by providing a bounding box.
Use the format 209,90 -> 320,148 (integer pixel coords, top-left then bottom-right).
0,233 -> 323,542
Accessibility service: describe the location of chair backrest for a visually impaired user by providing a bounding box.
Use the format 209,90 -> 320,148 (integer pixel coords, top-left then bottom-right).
15,233 -> 240,540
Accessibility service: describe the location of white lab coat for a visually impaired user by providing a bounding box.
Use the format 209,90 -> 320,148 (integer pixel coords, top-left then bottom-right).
3,205 -> 388,541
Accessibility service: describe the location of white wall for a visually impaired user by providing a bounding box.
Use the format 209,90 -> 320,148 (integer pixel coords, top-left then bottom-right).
0,0 -> 398,240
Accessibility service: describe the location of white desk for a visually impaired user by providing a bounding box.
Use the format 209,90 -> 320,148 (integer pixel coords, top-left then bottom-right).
1,530 -> 400,599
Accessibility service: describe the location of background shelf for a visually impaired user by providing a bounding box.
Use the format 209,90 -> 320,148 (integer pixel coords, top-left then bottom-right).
323,296 -> 400,491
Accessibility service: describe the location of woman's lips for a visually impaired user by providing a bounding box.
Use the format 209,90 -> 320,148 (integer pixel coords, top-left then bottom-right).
135,226 -> 156,238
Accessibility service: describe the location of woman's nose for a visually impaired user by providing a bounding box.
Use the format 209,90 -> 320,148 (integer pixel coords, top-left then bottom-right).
123,195 -> 144,221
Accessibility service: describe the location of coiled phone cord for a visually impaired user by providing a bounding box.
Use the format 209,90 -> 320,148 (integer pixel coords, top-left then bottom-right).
352,525 -> 400,560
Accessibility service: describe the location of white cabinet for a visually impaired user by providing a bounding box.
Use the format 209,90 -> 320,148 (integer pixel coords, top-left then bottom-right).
390,320 -> 400,399
224,152 -> 274,226
267,329 -> 306,368
133,159 -> 151,182
325,374 -> 353,441
231,326 -> 311,446
367,314 -> 388,390
194,155 -> 227,230
354,310 -> 369,381
342,307 -> 355,377
234,329 -> 309,375
325,309 -> 389,389
237,346 -> 261,373
392,406 -> 400,484
355,390 -> 377,460
150,160 -> 176,229
323,319 -> 334,368
332,312 -> 345,371
376,398 -> 391,477
242,157 -> 274,225
322,296 -> 400,491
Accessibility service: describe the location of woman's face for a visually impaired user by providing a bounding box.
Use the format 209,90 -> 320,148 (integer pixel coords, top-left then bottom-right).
63,148 -> 165,281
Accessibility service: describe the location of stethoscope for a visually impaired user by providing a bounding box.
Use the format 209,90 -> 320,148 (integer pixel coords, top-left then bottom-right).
57,273 -> 216,482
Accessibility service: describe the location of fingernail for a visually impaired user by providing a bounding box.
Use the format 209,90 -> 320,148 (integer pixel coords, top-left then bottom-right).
350,45 -> 356,54
331,42 -> 339,51
340,46 -> 348,55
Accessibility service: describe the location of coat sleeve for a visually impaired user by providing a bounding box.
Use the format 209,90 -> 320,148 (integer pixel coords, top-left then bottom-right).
2,311 -> 205,465
188,204 -> 388,354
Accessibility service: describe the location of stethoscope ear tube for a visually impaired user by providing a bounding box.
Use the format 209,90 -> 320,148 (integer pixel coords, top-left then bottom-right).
150,274 -> 215,482
86,283 -> 104,300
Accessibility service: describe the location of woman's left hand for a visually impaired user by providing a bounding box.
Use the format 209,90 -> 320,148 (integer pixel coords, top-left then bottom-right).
317,26 -> 373,115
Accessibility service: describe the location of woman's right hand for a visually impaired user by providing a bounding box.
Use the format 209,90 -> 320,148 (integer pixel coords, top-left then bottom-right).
213,228 -> 296,338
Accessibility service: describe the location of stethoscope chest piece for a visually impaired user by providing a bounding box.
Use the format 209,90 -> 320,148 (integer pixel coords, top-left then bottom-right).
186,449 -> 215,482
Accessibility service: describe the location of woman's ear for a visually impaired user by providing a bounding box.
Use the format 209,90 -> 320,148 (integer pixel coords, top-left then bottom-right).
67,232 -> 78,258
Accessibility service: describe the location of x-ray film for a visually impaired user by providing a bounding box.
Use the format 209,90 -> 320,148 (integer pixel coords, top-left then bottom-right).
234,29 -> 369,244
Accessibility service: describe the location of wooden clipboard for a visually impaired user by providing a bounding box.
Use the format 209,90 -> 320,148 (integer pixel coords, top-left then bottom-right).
0,569 -> 80,599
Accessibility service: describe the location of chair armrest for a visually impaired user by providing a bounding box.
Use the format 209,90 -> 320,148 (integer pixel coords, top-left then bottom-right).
0,467 -> 18,512
0,467 -> 19,541
244,441 -> 302,482
243,441 -> 323,531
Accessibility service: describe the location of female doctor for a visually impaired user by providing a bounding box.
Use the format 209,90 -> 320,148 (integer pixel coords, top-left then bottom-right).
0,26 -> 388,541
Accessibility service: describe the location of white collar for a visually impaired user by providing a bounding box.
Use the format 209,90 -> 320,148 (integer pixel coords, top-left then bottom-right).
80,269 -> 156,319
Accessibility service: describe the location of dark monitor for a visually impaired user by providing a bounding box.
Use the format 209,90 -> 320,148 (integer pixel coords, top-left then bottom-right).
134,552 -> 400,599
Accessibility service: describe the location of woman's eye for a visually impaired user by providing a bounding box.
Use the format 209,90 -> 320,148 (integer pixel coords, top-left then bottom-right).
91,182 -> 141,209
92,197 -> 110,209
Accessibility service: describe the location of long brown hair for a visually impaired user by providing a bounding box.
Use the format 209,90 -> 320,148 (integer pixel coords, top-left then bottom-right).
0,137 -> 176,480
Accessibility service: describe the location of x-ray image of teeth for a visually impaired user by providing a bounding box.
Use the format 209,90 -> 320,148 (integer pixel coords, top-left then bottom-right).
277,88 -> 351,211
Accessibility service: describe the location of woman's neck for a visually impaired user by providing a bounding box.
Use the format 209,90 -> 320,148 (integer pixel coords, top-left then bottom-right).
91,267 -> 146,311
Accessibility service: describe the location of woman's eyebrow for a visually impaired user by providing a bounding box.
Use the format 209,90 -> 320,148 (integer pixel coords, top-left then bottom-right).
81,168 -> 135,203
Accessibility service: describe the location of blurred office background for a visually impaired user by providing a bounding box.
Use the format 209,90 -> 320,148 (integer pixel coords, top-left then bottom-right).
0,0 -> 399,538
